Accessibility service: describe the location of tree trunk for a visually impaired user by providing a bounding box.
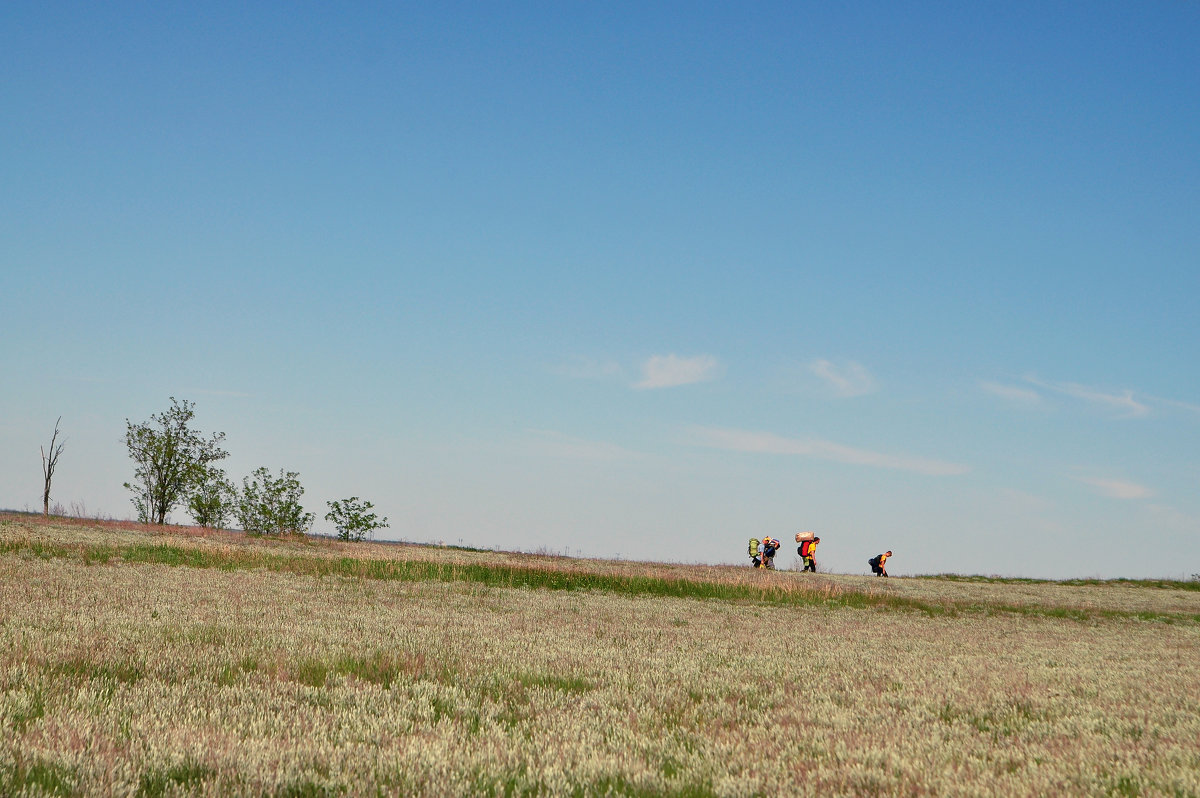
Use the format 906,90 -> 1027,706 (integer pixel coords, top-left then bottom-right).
41,417 -> 65,517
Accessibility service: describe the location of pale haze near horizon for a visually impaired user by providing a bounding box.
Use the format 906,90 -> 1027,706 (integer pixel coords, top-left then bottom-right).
2,3 -> 1198,579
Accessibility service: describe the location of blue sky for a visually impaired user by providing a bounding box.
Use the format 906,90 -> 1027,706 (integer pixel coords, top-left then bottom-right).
3,2 -> 1198,578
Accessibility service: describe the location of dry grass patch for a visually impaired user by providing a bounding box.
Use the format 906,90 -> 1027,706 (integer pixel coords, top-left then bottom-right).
2,516 -> 1198,796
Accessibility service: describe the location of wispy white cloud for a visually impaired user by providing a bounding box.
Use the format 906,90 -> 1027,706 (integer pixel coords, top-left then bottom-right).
634,354 -> 720,390
688,426 -> 970,476
1144,394 -> 1200,416
810,359 -> 877,397
990,374 -> 1200,420
1075,476 -> 1154,500
980,381 -> 1043,406
522,429 -> 640,461
1023,375 -> 1149,418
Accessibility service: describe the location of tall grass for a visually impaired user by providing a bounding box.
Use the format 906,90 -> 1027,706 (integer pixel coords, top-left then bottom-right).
2,531 -> 1197,623
4,518 -> 1200,796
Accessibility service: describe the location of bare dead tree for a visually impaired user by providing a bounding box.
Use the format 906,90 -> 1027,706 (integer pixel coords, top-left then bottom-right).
41,417 -> 66,516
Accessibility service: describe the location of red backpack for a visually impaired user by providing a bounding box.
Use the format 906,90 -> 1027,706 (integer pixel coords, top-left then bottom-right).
799,540 -> 814,557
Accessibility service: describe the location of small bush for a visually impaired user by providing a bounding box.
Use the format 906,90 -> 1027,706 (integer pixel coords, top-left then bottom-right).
188,467 -> 235,528
325,497 -> 389,542
234,467 -> 314,535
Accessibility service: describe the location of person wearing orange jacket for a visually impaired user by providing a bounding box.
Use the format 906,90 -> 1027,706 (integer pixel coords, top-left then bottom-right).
869,550 -> 892,577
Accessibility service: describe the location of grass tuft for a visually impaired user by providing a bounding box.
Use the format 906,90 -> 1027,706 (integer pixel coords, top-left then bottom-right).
136,760 -> 215,797
0,760 -> 76,797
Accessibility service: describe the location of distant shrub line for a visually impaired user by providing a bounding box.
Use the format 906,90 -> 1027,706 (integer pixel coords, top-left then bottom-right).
4,536 -> 1198,624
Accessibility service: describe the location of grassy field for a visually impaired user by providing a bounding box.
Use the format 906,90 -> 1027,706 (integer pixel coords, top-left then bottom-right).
2,514 -> 1198,796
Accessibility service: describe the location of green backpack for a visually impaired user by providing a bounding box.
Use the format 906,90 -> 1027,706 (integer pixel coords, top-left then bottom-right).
748,538 -> 761,557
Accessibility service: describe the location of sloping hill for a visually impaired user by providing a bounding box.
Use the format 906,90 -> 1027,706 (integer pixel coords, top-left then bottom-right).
3,514 -> 1199,796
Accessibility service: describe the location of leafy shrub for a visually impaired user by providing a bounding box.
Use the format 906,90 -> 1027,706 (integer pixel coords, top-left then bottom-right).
325,497 -> 389,542
234,467 -> 314,535
188,467 -> 235,528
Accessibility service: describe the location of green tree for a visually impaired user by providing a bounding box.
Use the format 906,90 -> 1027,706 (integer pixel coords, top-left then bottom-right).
124,398 -> 227,524
325,497 -> 389,542
235,467 -> 314,535
188,467 -> 235,528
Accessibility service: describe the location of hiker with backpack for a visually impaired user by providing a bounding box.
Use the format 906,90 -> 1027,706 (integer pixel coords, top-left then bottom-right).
746,536 -> 783,569
797,535 -> 820,572
761,537 -> 780,570
868,551 -> 892,577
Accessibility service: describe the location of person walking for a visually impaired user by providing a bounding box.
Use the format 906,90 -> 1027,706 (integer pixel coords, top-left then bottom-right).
868,550 -> 892,577
761,537 -> 779,570
799,536 -> 820,572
